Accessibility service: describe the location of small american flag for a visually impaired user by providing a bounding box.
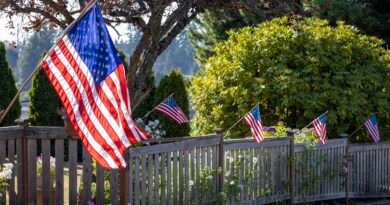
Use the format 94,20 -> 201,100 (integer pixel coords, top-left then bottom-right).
155,95 -> 188,124
41,3 -> 150,169
244,105 -> 264,143
312,113 -> 327,144
364,115 -> 380,143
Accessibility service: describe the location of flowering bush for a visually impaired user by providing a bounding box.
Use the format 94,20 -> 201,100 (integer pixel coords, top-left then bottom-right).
0,163 -> 13,195
136,118 -> 166,139
36,154 -> 56,177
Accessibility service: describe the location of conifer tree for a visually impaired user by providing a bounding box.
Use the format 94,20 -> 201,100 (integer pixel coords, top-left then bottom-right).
153,70 -> 190,137
0,42 -> 21,126
28,52 -> 62,126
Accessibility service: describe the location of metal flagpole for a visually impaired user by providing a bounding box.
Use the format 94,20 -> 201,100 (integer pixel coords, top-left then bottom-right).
295,110 -> 328,134
225,104 -> 259,136
348,112 -> 378,139
0,0 -> 98,124
141,93 -> 174,120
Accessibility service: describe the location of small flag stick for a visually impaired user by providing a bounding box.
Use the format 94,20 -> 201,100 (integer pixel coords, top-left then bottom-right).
348,112 -> 378,138
295,110 -> 328,134
141,93 -> 174,120
225,104 -> 259,136
0,0 -> 98,124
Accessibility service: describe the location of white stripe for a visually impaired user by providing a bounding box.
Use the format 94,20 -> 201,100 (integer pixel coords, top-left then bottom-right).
106,73 -> 145,141
244,114 -> 263,141
62,36 -> 131,147
44,56 -> 118,168
156,106 -> 184,123
365,122 -> 379,142
54,44 -> 127,167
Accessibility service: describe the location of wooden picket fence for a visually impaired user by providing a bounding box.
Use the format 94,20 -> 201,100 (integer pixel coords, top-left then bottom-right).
0,122 -> 390,205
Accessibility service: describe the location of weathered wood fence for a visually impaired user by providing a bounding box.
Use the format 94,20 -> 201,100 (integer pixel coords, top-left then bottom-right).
0,123 -> 389,205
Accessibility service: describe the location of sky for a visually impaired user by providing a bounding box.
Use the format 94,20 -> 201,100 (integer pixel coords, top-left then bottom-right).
0,14 -> 129,43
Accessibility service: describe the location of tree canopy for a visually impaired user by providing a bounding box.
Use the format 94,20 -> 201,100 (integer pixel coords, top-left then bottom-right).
153,70 -> 190,138
0,0 -> 300,109
190,17 -> 390,139
0,41 -> 21,126
306,0 -> 390,46
28,52 -> 62,126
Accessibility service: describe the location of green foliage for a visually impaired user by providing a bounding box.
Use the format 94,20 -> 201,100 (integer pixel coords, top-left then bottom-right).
190,17 -> 390,139
28,52 -> 62,126
153,70 -> 190,137
189,9 -> 267,67
0,42 -> 21,126
306,0 -> 390,46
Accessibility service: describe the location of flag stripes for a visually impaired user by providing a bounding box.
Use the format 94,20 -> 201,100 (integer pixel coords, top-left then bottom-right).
244,114 -> 264,143
364,115 -> 380,143
243,105 -> 264,143
42,19 -> 150,168
312,114 -> 327,144
155,96 -> 188,124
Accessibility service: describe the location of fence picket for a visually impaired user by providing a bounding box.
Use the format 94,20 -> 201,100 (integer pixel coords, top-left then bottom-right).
55,139 -> 64,205
7,139 -> 15,205
96,163 -> 104,205
27,139 -> 37,205
82,146 -> 92,205
68,139 -> 78,205
41,139 -> 51,205
1,126 -> 390,205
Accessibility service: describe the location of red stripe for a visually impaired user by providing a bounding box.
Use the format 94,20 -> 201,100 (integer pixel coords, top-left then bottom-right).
244,114 -> 264,142
115,64 -> 131,110
58,41 -> 127,154
105,68 -> 150,141
47,50 -> 123,168
174,107 -> 189,122
365,122 -> 379,142
156,105 -> 187,123
42,60 -> 111,168
104,71 -> 139,144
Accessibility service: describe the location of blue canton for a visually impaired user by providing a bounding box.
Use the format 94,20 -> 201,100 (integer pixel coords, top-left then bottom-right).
318,114 -> 326,124
369,115 -> 377,125
251,105 -> 260,121
67,5 -> 122,84
164,96 -> 178,108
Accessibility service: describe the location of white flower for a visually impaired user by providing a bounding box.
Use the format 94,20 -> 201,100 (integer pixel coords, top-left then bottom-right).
225,171 -> 231,177
145,126 -> 152,133
238,155 -> 243,159
230,180 -> 235,185
189,180 -> 194,186
207,175 -> 213,180
253,157 -> 258,164
155,119 -> 160,124
136,118 -> 143,124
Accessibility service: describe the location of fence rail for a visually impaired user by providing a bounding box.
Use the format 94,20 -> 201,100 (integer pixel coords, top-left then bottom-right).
0,123 -> 389,205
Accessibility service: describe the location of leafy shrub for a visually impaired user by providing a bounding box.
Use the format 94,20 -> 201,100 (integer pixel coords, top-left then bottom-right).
190,17 -> 390,139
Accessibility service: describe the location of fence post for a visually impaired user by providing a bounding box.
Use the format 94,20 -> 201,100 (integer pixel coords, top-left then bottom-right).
287,131 -> 295,205
340,134 -> 349,205
120,150 -> 129,205
15,118 -> 29,205
215,128 -> 224,194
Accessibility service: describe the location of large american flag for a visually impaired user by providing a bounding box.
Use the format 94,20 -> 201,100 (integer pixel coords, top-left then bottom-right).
155,95 -> 188,124
244,105 -> 264,143
41,3 -> 150,169
312,113 -> 327,144
364,115 -> 380,143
